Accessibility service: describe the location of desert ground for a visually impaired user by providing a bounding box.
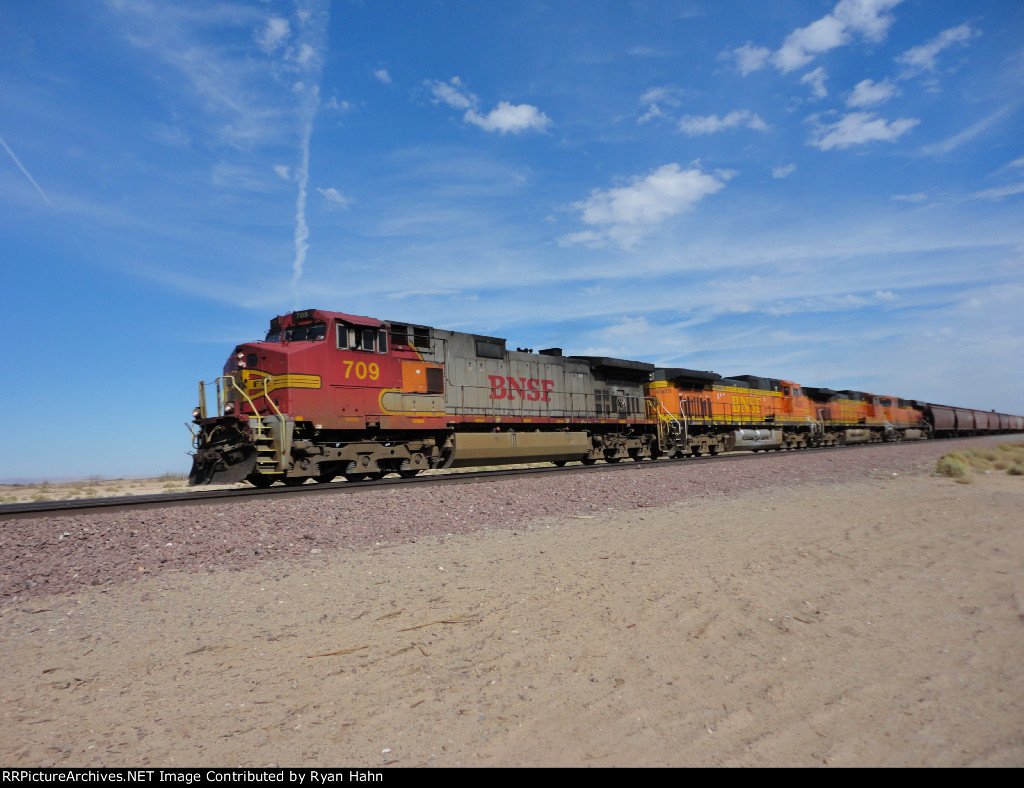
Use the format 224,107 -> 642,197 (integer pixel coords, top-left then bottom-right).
1,439 -> 1023,767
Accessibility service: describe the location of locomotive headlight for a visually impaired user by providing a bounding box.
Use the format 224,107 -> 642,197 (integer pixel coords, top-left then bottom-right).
236,351 -> 246,368
224,402 -> 235,415
192,407 -> 201,420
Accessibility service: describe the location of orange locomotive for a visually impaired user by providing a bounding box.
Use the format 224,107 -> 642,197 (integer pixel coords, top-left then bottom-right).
646,369 -> 931,458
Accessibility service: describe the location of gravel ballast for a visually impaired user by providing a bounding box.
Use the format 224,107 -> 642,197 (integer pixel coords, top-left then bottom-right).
0,437 -> 1010,601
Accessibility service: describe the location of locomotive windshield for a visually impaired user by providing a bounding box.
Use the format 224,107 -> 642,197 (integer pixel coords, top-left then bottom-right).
281,321 -> 327,342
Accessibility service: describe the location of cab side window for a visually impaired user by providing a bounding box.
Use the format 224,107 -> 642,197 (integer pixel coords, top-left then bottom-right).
337,323 -> 388,352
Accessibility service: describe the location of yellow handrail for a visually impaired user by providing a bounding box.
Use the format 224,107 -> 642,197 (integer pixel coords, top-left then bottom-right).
260,376 -> 284,421
218,375 -> 282,454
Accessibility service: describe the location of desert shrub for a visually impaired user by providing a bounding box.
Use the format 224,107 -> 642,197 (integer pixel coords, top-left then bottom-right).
936,454 -> 971,481
1008,464 -> 1024,476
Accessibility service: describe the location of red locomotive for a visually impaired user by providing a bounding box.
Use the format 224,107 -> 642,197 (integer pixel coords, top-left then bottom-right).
188,308 -> 1024,486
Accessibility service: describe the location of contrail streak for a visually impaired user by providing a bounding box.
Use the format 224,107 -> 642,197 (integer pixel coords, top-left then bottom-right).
291,104 -> 316,304
287,0 -> 329,307
1,135 -> 55,208
1,133 -> 90,260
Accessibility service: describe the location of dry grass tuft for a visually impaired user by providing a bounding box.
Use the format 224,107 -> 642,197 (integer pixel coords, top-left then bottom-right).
936,443 -> 1024,482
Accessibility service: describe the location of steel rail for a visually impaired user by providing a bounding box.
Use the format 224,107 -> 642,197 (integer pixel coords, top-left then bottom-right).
0,436 -> 975,522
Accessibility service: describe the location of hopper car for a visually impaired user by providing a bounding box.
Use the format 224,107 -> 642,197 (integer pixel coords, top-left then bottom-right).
188,309 -> 1024,486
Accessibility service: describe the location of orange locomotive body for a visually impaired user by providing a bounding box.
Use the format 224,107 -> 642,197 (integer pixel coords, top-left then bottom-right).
645,369 -> 930,457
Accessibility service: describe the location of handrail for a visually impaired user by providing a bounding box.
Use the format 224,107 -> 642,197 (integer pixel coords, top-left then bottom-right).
645,396 -> 685,441
260,375 -> 284,421
219,374 -> 285,464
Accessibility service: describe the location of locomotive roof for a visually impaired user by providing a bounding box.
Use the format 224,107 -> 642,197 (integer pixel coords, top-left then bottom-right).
290,309 -> 383,328
652,368 -> 722,383
570,356 -> 656,373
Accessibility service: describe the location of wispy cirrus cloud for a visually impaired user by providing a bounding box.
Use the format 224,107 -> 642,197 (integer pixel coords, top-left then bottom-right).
1,135 -> 54,208
969,183 -> 1024,202
896,23 -> 979,77
920,104 -> 1018,156
105,0 -> 332,303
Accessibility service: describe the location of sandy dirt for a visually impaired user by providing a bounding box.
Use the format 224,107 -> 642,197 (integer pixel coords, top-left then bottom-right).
2,448 -> 1023,767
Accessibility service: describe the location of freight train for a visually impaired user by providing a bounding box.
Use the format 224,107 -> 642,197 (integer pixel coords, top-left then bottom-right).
188,308 -> 1024,486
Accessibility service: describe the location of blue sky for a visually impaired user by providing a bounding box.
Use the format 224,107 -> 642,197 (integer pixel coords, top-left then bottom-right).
2,0 -> 1023,480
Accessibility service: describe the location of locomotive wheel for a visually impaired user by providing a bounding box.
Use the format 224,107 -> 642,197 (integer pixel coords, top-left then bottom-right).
246,473 -> 276,488
283,477 -> 308,487
552,460 -> 568,467
398,469 -> 421,478
581,457 -> 597,465
605,456 -> 621,463
315,474 -> 337,483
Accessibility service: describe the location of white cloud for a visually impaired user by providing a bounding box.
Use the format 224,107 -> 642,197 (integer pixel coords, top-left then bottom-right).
771,0 -> 903,73
294,42 -> 317,68
847,78 -> 899,108
772,164 -> 797,179
273,164 -> 291,180
257,17 -> 290,53
891,192 -> 928,202
426,77 -> 476,110
324,96 -> 351,112
800,67 -> 829,99
833,0 -> 903,41
809,111 -> 919,150
638,104 -> 667,124
678,110 -> 768,136
373,68 -> 392,84
563,163 -> 729,248
317,186 -> 352,208
731,43 -> 772,75
638,87 -> 686,125
639,87 -> 683,106
427,77 -> 550,135
465,102 -> 551,135
897,23 -> 977,76
774,15 -> 848,73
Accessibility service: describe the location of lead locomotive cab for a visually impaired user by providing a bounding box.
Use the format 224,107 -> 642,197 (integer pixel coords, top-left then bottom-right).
189,309 -> 449,487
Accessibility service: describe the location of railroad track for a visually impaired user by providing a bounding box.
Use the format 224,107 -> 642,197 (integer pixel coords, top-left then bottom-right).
0,438 -> 963,522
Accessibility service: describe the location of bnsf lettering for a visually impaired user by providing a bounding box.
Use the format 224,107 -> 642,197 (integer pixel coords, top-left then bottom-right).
488,375 -> 555,401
